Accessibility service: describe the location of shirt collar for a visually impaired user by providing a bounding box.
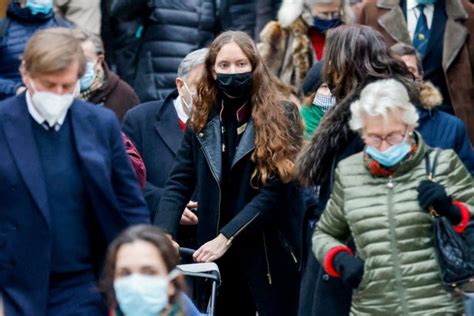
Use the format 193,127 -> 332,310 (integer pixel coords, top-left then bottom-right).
26,91 -> 68,131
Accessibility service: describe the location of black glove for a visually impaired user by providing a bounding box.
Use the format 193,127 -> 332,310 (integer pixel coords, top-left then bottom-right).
417,180 -> 461,225
333,251 -> 364,288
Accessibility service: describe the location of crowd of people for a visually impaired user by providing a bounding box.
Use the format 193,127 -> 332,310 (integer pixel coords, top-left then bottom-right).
0,0 -> 473,315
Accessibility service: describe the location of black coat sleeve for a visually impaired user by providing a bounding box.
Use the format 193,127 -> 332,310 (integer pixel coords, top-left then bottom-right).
153,127 -> 197,237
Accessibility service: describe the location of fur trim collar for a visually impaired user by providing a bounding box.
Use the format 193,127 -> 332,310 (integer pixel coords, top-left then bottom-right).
419,81 -> 443,110
297,88 -> 360,185
278,0 -> 305,27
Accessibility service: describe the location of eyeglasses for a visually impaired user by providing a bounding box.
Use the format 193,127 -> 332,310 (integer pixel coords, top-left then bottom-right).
314,11 -> 341,20
364,126 -> 409,148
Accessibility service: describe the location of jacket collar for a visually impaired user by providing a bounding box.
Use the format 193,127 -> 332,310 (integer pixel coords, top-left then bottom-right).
197,109 -> 255,184
1,94 -> 50,227
154,90 -> 182,154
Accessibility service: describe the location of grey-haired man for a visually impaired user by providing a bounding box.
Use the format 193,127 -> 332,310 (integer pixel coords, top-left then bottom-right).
122,48 -> 208,237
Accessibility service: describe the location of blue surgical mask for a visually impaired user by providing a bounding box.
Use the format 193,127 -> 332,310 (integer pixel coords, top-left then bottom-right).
80,62 -> 97,92
366,141 -> 412,167
26,0 -> 53,15
312,16 -> 342,33
114,270 -> 179,316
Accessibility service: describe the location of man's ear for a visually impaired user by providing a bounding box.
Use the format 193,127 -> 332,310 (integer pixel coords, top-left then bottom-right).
19,61 -> 30,87
96,54 -> 105,66
175,77 -> 184,92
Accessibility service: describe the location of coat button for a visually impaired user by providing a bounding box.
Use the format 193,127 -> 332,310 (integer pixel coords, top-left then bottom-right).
323,273 -> 330,281
198,133 -> 204,137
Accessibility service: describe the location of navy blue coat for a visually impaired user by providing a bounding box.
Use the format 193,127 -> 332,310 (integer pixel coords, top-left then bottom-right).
0,95 -> 149,315
417,106 -> 474,175
0,3 -> 70,100
122,90 -> 183,216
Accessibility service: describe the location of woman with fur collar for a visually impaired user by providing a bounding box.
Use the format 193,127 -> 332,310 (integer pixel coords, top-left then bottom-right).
296,24 -> 416,316
257,0 -> 353,96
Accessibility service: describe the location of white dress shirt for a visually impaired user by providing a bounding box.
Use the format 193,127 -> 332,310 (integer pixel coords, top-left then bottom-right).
406,0 -> 435,41
26,91 -> 67,131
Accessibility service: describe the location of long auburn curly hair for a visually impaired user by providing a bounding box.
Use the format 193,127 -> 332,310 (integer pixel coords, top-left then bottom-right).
191,31 -> 300,185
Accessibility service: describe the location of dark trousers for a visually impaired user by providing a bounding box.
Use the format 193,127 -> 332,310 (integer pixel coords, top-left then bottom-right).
216,242 -> 299,316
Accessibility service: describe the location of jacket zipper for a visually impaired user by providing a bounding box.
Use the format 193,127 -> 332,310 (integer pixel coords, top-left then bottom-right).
263,232 -> 273,285
278,230 -> 298,264
226,212 -> 259,246
386,176 -> 409,315
199,147 -> 222,235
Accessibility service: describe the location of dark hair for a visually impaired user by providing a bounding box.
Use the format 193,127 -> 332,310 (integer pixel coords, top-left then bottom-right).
297,25 -> 418,185
389,42 -> 424,76
323,25 -> 417,101
192,31 -> 301,185
100,225 -> 183,307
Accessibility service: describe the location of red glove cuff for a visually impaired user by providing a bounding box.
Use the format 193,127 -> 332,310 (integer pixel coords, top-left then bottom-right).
323,245 -> 353,278
453,201 -> 470,234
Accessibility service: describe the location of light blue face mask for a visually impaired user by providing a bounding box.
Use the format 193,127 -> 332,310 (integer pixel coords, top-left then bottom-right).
79,62 -> 97,92
26,0 -> 53,15
366,141 -> 412,167
114,270 -> 180,316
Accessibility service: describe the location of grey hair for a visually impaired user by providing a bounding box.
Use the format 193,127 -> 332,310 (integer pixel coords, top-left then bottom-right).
177,48 -> 209,79
71,28 -> 104,55
349,79 -> 419,132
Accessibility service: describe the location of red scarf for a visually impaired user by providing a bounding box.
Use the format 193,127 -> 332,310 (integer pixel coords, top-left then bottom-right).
366,143 -> 418,177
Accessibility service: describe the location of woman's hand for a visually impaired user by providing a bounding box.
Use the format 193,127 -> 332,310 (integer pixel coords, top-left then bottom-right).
417,180 -> 461,224
180,201 -> 199,225
193,234 -> 230,263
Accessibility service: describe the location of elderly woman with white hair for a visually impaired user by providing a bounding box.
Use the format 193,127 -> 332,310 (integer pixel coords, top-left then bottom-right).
258,0 -> 353,96
312,79 -> 473,315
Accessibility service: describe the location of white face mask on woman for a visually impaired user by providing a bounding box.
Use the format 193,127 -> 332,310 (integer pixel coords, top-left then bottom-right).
29,79 -> 76,127
113,270 -> 180,316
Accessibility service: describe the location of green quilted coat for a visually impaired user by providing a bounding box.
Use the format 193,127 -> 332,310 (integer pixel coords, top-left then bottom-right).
313,135 -> 473,315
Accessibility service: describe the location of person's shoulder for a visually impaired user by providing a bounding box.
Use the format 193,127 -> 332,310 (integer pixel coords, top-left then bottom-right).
124,99 -> 165,122
431,109 -> 466,130
337,152 -> 366,174
73,99 -> 117,122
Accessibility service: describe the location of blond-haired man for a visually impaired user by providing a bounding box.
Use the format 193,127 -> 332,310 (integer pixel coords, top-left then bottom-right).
0,27 -> 149,315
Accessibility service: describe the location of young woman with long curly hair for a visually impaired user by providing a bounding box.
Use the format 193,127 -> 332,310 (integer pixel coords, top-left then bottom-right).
154,30 -> 305,315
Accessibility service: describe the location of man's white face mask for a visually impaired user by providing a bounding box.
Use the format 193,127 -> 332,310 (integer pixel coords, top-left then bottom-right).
29,78 -> 77,127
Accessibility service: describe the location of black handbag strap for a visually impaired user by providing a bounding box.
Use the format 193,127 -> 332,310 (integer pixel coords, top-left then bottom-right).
424,148 -> 442,180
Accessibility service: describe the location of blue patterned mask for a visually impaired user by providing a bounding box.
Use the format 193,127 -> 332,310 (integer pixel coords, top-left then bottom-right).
26,0 -> 53,15
366,141 -> 411,167
80,62 -> 97,92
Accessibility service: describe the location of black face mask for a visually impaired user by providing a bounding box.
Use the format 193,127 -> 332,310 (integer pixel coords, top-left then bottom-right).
216,72 -> 253,98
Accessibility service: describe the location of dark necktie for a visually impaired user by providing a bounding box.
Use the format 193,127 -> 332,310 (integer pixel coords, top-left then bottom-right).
413,4 -> 430,56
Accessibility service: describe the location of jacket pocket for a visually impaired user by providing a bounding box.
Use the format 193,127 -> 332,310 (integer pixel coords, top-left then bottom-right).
277,230 -> 298,265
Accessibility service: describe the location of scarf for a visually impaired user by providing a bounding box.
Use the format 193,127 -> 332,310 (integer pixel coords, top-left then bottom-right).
79,67 -> 105,101
300,104 -> 325,140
